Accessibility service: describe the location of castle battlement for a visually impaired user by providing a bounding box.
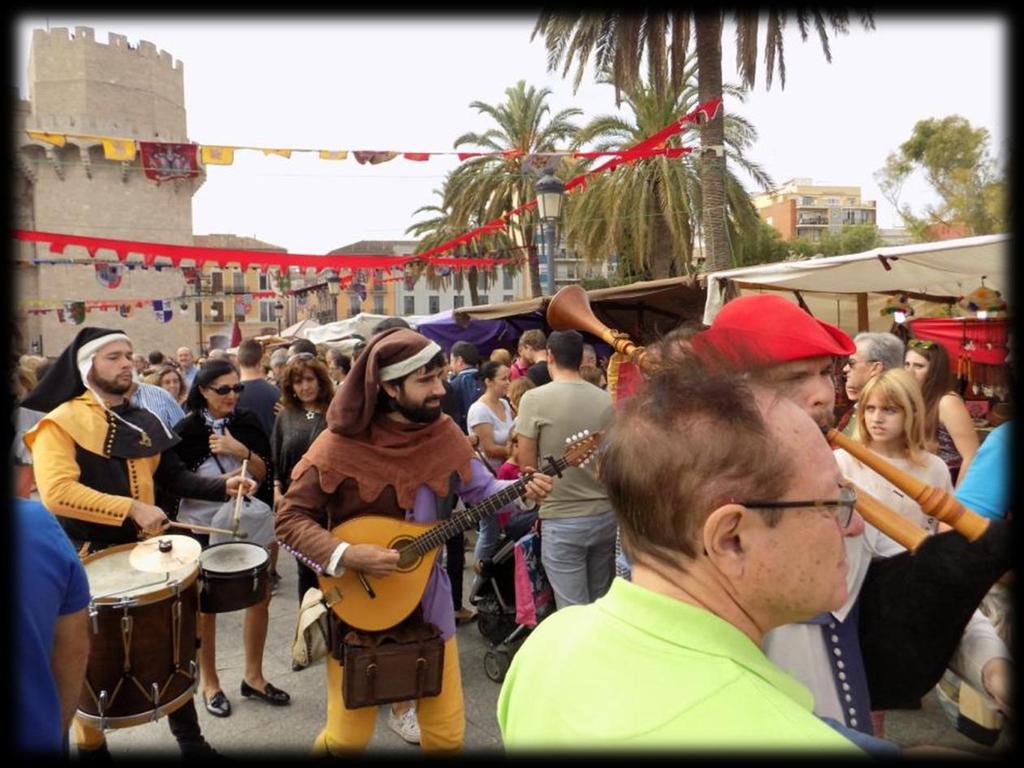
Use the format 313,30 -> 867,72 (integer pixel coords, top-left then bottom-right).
32,26 -> 184,74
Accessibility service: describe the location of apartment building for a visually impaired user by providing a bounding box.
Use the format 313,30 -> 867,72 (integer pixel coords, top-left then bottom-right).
752,178 -> 877,243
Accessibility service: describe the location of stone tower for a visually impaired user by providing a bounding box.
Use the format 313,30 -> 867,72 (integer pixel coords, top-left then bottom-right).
15,26 -> 205,357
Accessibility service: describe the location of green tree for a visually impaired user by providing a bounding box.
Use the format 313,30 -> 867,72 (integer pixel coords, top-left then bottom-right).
787,223 -> 882,260
875,115 -> 1007,240
566,73 -> 771,279
447,81 -> 582,298
733,221 -> 791,266
532,12 -> 875,273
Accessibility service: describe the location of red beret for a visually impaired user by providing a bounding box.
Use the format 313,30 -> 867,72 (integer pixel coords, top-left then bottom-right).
695,294 -> 855,367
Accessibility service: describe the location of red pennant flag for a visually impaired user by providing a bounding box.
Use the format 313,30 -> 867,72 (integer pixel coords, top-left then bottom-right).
403,152 -> 430,162
457,152 -> 483,161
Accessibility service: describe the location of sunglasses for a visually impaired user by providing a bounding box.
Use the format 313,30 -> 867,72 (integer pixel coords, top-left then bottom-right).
907,339 -> 937,350
205,383 -> 245,395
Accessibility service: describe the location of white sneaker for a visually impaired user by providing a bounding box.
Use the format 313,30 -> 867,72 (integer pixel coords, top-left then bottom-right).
387,706 -> 421,744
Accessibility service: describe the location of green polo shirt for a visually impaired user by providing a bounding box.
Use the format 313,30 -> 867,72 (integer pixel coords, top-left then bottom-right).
498,578 -> 863,753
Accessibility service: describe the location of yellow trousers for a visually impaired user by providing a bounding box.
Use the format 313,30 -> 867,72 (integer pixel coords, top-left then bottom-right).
72,718 -> 107,750
313,635 -> 464,754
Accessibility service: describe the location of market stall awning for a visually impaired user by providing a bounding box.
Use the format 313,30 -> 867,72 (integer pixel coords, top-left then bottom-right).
301,313 -> 391,344
702,234 -> 1010,325
280,317 -> 320,338
455,275 -> 705,345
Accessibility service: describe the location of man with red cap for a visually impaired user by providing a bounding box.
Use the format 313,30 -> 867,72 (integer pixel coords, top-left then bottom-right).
690,295 -> 1012,740
275,327 -> 553,754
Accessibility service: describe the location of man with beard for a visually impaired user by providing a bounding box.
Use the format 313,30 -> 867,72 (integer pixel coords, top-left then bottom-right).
22,327 -> 255,759
686,295 -> 1012,739
275,327 -> 553,754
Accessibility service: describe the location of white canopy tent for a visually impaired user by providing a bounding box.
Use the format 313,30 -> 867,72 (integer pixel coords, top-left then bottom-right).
702,234 -> 1010,334
300,313 -> 391,344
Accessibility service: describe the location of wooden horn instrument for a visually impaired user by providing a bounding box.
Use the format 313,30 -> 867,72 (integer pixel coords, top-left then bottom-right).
547,285 -> 648,369
845,482 -> 927,552
825,428 -> 989,541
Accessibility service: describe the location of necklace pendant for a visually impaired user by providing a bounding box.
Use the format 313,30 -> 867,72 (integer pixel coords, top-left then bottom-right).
305,410 -> 316,421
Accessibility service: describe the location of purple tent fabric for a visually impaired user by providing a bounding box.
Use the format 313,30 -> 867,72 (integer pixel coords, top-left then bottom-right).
412,309 -> 544,357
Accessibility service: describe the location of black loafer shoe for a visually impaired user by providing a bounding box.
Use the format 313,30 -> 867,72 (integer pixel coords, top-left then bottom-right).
203,690 -> 232,717
240,679 -> 291,706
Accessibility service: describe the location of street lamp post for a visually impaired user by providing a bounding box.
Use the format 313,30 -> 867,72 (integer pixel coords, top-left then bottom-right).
325,271 -> 341,322
275,301 -> 285,335
534,171 -> 566,296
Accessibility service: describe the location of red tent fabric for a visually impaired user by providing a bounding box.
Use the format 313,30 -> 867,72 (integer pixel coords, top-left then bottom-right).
908,317 -> 1007,366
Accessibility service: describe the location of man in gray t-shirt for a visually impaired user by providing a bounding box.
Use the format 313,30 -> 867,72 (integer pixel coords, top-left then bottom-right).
515,330 -> 616,611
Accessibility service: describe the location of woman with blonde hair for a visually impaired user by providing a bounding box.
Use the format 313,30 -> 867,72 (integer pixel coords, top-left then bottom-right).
835,368 -> 952,557
489,347 -> 512,367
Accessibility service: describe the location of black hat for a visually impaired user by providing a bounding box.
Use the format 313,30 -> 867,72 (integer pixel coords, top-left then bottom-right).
21,327 -> 130,413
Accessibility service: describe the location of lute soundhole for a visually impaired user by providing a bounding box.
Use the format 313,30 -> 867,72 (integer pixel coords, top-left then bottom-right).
392,537 -> 422,572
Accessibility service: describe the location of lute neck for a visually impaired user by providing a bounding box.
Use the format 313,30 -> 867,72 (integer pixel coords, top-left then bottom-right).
405,455 -> 568,556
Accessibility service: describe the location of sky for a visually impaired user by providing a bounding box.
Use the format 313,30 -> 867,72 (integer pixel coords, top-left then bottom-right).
14,14 -> 1008,255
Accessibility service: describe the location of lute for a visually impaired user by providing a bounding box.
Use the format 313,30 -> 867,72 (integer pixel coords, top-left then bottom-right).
318,431 -> 600,631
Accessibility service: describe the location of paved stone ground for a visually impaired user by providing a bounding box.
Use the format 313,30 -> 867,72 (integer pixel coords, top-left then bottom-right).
84,544 -> 1010,758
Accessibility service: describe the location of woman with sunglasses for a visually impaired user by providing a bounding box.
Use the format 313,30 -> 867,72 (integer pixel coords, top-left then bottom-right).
904,339 -> 979,485
167,359 -> 291,718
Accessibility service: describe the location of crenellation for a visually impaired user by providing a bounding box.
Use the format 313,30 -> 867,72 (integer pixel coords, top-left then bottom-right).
158,50 -> 172,67
108,32 -> 127,48
74,26 -> 95,42
138,40 -> 157,57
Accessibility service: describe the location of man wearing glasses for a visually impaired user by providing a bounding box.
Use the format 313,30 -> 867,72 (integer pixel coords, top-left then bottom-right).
499,357 -> 866,751
837,332 -> 906,436
693,295 -> 1011,745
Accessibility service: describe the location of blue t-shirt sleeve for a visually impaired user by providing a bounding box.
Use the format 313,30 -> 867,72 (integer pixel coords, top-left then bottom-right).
955,421 -> 1011,520
42,513 -> 91,614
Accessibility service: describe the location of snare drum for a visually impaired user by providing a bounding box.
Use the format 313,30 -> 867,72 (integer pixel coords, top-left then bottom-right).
199,542 -> 270,614
79,543 -> 199,729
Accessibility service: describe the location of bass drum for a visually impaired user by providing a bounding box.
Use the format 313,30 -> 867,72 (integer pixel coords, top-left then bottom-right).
78,544 -> 199,729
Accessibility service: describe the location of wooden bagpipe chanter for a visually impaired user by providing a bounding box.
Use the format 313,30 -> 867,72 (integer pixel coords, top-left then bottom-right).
548,284 -> 1012,713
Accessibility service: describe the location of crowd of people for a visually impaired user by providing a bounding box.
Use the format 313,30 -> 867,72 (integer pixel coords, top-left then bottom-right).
10,297 -> 1013,756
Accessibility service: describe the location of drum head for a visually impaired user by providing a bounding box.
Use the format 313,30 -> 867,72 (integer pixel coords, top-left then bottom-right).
200,542 -> 269,574
84,546 -> 196,602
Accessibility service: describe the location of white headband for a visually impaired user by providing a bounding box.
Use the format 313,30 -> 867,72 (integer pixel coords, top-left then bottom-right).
77,333 -> 132,386
379,341 -> 442,382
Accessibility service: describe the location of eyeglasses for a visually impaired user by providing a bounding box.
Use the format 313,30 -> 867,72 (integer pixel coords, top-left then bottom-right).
735,486 -> 857,528
907,339 -> 936,351
205,383 -> 245,395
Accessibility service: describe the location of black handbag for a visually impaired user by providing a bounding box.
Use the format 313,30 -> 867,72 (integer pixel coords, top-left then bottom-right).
340,622 -> 445,709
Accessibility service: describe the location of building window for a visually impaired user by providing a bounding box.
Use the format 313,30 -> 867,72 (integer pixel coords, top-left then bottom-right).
232,269 -> 245,293
453,295 -> 465,309
429,295 -> 440,314
454,271 -> 464,291
373,294 -> 385,314
503,294 -> 513,304
404,296 -> 416,315
478,294 -> 489,306
211,271 -> 224,294
258,272 -> 271,291
349,295 -> 362,316
801,196 -> 815,206
209,300 -> 224,322
825,197 -> 839,206
503,268 -> 513,290
259,300 -> 276,323
234,298 -> 246,320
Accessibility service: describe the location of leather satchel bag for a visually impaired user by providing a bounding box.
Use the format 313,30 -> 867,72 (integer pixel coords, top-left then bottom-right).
341,622 -> 445,709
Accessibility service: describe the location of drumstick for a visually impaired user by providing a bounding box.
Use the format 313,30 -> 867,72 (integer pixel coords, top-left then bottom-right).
167,520 -> 249,539
232,458 -> 249,535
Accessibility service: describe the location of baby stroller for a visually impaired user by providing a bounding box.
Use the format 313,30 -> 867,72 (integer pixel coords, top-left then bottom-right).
468,511 -> 552,682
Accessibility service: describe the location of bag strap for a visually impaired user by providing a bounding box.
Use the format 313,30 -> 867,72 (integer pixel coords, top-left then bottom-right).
434,472 -> 458,521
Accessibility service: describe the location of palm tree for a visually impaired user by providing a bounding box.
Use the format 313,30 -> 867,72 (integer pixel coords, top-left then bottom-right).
532,11 -> 875,272
567,71 -> 771,279
406,183 -> 519,306
447,80 -> 582,297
